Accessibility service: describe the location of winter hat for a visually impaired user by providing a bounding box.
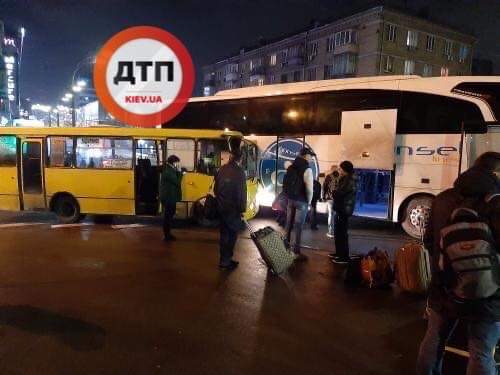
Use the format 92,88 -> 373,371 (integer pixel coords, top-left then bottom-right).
340,160 -> 354,174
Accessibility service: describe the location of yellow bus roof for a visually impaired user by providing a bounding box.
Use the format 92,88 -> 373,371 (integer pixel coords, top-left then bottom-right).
0,126 -> 242,139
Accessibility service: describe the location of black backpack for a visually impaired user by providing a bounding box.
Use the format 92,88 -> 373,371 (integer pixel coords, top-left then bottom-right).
439,194 -> 500,300
282,164 -> 307,201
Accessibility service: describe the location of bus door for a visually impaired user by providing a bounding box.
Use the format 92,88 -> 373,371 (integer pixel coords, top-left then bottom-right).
134,139 -> 162,215
340,109 -> 398,219
20,138 -> 46,210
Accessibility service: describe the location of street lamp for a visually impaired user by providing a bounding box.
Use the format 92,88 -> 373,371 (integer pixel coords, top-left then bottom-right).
18,27 -> 26,114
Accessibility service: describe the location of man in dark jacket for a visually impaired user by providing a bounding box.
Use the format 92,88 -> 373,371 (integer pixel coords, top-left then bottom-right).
214,150 -> 247,270
283,148 -> 315,260
417,151 -> 500,375
159,155 -> 182,241
331,160 -> 357,264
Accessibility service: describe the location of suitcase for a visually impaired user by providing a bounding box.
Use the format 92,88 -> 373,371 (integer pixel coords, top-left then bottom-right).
395,241 -> 431,294
245,221 -> 296,275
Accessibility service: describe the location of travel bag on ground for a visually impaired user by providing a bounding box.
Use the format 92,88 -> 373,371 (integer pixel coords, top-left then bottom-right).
361,248 -> 394,288
395,241 -> 431,294
244,221 -> 296,275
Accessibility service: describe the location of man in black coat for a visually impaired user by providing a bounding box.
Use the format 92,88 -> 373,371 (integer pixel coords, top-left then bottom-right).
417,152 -> 500,375
214,150 -> 247,270
330,160 -> 357,264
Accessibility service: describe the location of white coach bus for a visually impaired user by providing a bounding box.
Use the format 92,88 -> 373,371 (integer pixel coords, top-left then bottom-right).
167,76 -> 499,238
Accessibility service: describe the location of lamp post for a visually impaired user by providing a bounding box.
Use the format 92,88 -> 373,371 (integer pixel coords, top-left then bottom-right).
18,27 -> 26,115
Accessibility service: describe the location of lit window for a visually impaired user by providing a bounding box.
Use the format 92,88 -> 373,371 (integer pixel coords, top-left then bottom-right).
440,66 -> 449,76
334,30 -> 355,47
270,54 -> 277,66
404,60 -> 415,75
385,24 -> 397,42
257,78 -> 265,86
406,30 -> 418,49
426,35 -> 435,51
308,42 -> 318,61
167,139 -> 195,171
47,137 -> 74,167
76,138 -> 133,169
0,136 -> 17,166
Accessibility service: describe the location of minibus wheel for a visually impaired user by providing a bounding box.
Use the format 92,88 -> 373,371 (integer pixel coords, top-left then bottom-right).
54,195 -> 81,224
401,195 -> 433,239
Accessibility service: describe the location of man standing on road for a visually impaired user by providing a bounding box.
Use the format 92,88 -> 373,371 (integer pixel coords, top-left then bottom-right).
417,152 -> 500,375
330,161 -> 357,264
159,155 -> 183,242
283,148 -> 315,261
214,149 -> 247,271
323,165 -> 340,238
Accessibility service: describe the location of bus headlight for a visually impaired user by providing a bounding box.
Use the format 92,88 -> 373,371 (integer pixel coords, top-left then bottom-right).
256,185 -> 275,207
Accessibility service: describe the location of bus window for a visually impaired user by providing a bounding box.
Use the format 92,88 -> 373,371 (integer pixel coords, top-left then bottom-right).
247,94 -> 314,135
0,136 -> 17,166
197,139 -> 229,176
241,141 -> 258,178
47,137 -> 74,167
76,137 -> 133,169
136,139 -> 159,166
166,139 -> 195,171
209,99 -> 249,131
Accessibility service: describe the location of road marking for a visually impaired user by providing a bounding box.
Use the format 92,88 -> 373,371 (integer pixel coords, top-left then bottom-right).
0,222 -> 45,228
51,223 -> 94,229
111,224 -> 147,229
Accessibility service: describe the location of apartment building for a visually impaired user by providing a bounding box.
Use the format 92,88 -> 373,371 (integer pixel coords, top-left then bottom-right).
202,6 -> 476,96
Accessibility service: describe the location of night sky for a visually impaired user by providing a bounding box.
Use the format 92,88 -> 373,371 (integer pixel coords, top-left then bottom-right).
0,0 -> 498,105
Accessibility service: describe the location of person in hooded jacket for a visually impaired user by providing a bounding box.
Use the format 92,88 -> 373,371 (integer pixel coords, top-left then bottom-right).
417,151 -> 500,375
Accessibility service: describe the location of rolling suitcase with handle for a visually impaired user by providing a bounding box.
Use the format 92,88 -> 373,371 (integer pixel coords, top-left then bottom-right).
244,220 -> 296,275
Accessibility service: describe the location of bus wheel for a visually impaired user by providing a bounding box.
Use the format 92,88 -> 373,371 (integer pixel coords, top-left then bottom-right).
401,196 -> 433,239
54,195 -> 81,224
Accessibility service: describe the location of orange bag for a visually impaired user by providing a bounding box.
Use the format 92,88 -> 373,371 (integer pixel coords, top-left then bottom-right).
361,248 -> 394,288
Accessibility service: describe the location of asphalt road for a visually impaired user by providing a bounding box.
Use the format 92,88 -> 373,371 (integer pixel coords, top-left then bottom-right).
0,210 -> 457,374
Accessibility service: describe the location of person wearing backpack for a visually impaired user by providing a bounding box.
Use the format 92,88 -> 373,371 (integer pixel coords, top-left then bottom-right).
283,147 -> 315,261
330,161 -> 357,265
417,151 -> 500,375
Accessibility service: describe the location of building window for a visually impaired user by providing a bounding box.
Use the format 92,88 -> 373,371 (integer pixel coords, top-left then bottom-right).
257,78 -> 265,86
404,60 -> 415,75
423,64 -> 433,77
281,50 -> 288,67
384,56 -> 394,73
459,44 -> 469,63
326,36 -> 335,52
406,30 -> 418,49
203,86 -> 212,96
334,30 -> 355,47
444,40 -> 453,60
270,54 -> 277,66
293,71 -> 302,81
308,42 -> 318,61
270,74 -> 276,83
306,67 -> 316,81
385,24 -> 397,42
332,53 -> 357,75
426,35 -> 435,52
280,73 -> 288,83
440,66 -> 449,76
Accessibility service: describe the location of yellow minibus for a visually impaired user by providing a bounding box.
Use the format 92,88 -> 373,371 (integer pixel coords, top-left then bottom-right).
0,126 -> 259,223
